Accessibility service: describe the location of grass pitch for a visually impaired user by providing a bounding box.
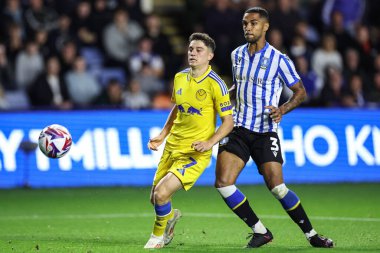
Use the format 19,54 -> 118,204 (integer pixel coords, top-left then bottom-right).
0,183 -> 379,253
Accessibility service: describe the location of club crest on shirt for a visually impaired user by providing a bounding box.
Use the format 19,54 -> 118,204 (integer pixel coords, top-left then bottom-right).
260,57 -> 270,69
196,89 -> 207,101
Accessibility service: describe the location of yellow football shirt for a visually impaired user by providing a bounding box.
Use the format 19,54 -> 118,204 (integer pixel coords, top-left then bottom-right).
165,66 -> 232,153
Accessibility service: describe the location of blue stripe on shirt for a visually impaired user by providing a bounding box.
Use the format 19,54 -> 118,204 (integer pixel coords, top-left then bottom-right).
236,46 -> 246,125
209,71 -> 228,95
258,49 -> 275,132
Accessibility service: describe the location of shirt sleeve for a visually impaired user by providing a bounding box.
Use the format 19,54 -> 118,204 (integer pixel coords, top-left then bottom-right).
231,51 -> 237,86
211,77 -> 233,117
278,55 -> 301,87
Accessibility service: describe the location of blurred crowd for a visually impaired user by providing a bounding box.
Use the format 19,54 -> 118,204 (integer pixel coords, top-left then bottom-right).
0,0 -> 380,110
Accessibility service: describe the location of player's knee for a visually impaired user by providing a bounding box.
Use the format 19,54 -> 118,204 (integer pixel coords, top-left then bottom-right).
153,187 -> 170,204
271,183 -> 289,200
214,177 -> 235,188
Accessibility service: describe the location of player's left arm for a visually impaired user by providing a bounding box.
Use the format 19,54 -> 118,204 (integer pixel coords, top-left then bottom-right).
266,80 -> 307,123
192,114 -> 234,152
266,55 -> 307,123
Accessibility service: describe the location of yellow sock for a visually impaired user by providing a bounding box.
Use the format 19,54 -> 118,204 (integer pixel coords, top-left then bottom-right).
152,209 -> 174,236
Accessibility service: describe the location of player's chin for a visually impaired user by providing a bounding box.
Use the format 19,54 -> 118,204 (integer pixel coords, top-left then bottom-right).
245,36 -> 257,44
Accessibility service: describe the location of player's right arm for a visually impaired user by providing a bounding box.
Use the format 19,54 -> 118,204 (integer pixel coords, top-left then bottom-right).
148,105 -> 178,151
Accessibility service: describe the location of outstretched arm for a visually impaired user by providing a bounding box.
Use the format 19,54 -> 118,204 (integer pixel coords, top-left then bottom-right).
192,114 -> 234,152
266,81 -> 307,123
148,105 -> 178,151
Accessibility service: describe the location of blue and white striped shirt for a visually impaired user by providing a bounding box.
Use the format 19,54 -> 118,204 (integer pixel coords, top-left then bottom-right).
231,42 -> 300,133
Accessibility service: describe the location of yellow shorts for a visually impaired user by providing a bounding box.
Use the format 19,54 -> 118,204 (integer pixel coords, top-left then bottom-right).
153,148 -> 211,191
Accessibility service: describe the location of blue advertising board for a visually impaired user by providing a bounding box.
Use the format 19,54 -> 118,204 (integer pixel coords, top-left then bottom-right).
0,109 -> 379,188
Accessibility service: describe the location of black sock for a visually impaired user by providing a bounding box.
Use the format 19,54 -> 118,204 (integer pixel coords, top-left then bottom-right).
287,203 -> 313,233
231,199 -> 260,228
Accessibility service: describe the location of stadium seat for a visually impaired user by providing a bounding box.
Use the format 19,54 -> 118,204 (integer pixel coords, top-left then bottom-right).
4,90 -> 30,110
80,47 -> 104,69
98,68 -> 126,86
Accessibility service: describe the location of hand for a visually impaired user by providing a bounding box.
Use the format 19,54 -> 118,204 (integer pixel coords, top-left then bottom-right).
265,105 -> 283,123
148,135 -> 164,151
191,141 -> 213,152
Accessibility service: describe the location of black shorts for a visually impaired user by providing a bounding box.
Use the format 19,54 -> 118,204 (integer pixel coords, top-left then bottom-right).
218,126 -> 283,167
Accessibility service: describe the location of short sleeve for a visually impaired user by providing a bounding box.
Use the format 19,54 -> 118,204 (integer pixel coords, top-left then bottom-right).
278,55 -> 301,87
209,74 -> 233,117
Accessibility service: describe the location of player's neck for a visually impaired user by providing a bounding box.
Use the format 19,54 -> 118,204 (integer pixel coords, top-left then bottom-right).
248,40 -> 266,55
190,64 -> 209,78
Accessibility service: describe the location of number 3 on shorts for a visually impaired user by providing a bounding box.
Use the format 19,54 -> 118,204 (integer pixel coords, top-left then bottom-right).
270,137 -> 279,152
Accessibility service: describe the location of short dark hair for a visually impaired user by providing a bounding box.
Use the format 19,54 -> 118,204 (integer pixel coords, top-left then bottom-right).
245,7 -> 269,21
189,33 -> 216,52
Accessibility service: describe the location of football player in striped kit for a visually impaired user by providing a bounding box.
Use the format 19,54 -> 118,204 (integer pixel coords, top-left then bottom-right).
215,7 -> 334,248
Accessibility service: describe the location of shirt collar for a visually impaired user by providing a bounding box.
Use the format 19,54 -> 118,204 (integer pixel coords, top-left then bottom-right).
188,65 -> 212,83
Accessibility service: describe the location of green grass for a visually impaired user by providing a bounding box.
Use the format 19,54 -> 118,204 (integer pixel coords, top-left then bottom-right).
1,184 -> 380,252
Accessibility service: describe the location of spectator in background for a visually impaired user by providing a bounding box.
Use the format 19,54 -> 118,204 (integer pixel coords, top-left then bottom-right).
268,28 -> 287,54
311,33 -> 342,85
118,0 -> 146,25
103,8 -> 144,68
144,13 -> 175,78
91,0 -> 113,51
289,35 -> 313,63
203,0 -> 241,75
322,0 -> 365,36
129,36 -> 164,78
5,23 -> 23,68
295,55 -> 321,105
294,20 -> 319,48
15,40 -> 44,90
65,56 -> 101,107
95,78 -> 124,108
343,48 -> 370,93
373,54 -> 380,73
342,74 -> 366,108
134,61 -> 165,98
123,78 -> 150,110
319,66 -> 345,107
23,0 -> 59,38
28,56 -> 72,109
48,15 -> 76,55
0,86 -> 8,109
34,29 -> 50,58
367,72 -> 380,107
355,25 -> 373,71
0,43 -> 16,91
58,40 -> 78,76
0,0 -> 25,41
270,0 -> 302,47
71,1 -> 97,47
326,11 -> 357,55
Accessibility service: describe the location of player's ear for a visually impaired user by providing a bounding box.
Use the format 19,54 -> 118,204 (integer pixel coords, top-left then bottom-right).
263,22 -> 269,32
208,51 -> 214,61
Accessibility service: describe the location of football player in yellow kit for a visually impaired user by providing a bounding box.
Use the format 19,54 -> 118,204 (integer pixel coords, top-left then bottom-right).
144,33 -> 234,249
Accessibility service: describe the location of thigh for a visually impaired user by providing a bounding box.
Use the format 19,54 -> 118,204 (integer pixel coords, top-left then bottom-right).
153,148 -> 173,187
215,150 -> 245,187
218,127 -> 251,164
168,151 -> 211,191
251,132 -> 283,168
